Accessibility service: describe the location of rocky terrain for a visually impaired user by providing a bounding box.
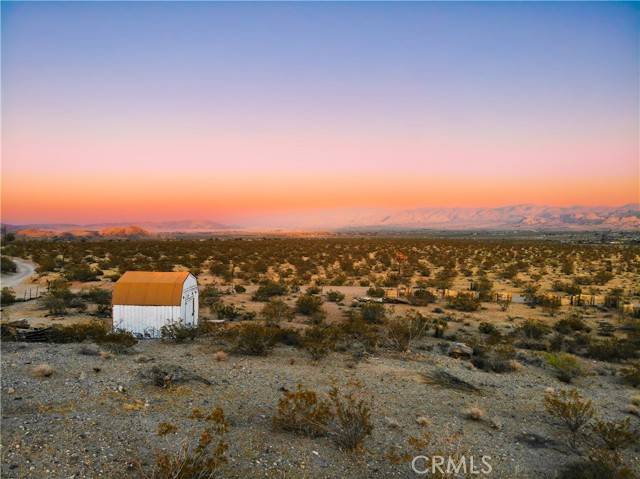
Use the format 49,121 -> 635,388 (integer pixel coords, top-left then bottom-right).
1,333 -> 638,479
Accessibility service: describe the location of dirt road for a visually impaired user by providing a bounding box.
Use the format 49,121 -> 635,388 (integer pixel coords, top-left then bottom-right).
1,258 -> 36,288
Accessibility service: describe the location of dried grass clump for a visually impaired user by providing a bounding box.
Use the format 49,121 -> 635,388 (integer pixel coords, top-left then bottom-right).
213,350 -> 228,362
157,422 -> 178,436
462,406 -> 485,421
31,363 -> 54,378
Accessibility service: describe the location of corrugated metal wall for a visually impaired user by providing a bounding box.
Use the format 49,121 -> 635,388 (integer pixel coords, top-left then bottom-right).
113,304 -> 181,338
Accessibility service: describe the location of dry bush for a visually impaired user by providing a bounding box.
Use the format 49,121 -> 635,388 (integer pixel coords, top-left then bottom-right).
447,295 -> 480,312
213,351 -> 228,362
591,417 -> 638,452
302,325 -> 337,360
143,409 -> 228,479
462,406 -> 485,421
544,389 -> 595,449
31,364 -> 54,378
260,299 -> 294,325
545,352 -> 584,383
558,449 -> 638,479
517,319 -> 550,340
157,422 -> 178,436
621,363 -> 640,387
231,323 -> 278,356
273,386 -> 332,437
273,384 -> 373,451
471,344 -> 518,373
160,323 -> 198,343
385,311 -> 430,352
326,385 -> 373,451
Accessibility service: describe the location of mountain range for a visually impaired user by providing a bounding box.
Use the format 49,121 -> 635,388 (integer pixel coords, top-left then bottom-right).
3,204 -> 639,236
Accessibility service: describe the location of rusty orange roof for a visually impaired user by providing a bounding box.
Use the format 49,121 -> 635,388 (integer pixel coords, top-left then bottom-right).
112,271 -> 191,306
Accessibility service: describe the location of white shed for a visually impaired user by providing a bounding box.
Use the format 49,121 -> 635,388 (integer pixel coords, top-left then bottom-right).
112,271 -> 198,338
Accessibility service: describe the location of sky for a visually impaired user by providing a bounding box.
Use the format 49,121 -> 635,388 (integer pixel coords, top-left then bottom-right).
2,2 -> 639,225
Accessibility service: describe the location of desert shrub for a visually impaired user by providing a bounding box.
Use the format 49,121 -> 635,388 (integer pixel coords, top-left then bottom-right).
407,288 -> 436,306
545,352 -> 584,383
157,422 -> 178,436
161,323 -> 198,343
302,325 -> 337,360
273,384 -> 373,451
470,276 -> 493,300
295,294 -> 324,316
273,386 -> 333,437
554,315 -> 590,334
517,319 -> 550,340
360,303 -> 386,324
472,344 -> 517,373
1,287 -> 16,305
99,330 -> 138,353
587,338 -> 637,362
42,295 -> 68,315
233,284 -> 246,293
145,409 -> 228,479
261,299 -> 294,325
231,323 -> 278,356
327,385 -> 373,451
385,312 -> 430,352
214,303 -> 241,320
430,316 -> 448,338
447,295 -> 480,312
306,285 -> 322,295
478,322 -> 498,335
201,285 -> 222,309
544,389 -> 595,449
252,281 -> 287,301
557,452 -> 637,479
591,417 -> 638,452
366,287 -> 385,298
64,263 -> 101,282
621,363 -> 640,388
326,290 -> 345,303
497,297 -> 512,312
541,295 -> 562,316
1,256 -> 17,273
338,316 -> 381,351
48,321 -> 109,343
81,287 -> 112,316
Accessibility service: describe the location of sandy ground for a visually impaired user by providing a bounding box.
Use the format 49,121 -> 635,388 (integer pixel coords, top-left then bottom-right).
1,335 -> 639,479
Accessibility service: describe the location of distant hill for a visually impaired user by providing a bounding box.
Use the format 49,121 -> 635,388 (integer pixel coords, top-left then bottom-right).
12,225 -> 151,239
4,220 -> 233,236
337,204 -> 640,231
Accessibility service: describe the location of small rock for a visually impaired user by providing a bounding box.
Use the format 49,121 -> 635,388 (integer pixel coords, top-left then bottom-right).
448,342 -> 473,359
7,387 -> 16,394
489,416 -> 503,430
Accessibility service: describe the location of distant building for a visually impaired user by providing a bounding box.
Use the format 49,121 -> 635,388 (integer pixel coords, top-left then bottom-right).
112,271 -> 198,338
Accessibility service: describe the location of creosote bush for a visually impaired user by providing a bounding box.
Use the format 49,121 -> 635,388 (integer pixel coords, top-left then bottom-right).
230,323 -> 278,356
544,388 -> 595,450
621,363 -> 640,388
260,299 -> 294,325
545,352 -> 584,383
161,323 -> 199,343
273,383 -> 373,451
